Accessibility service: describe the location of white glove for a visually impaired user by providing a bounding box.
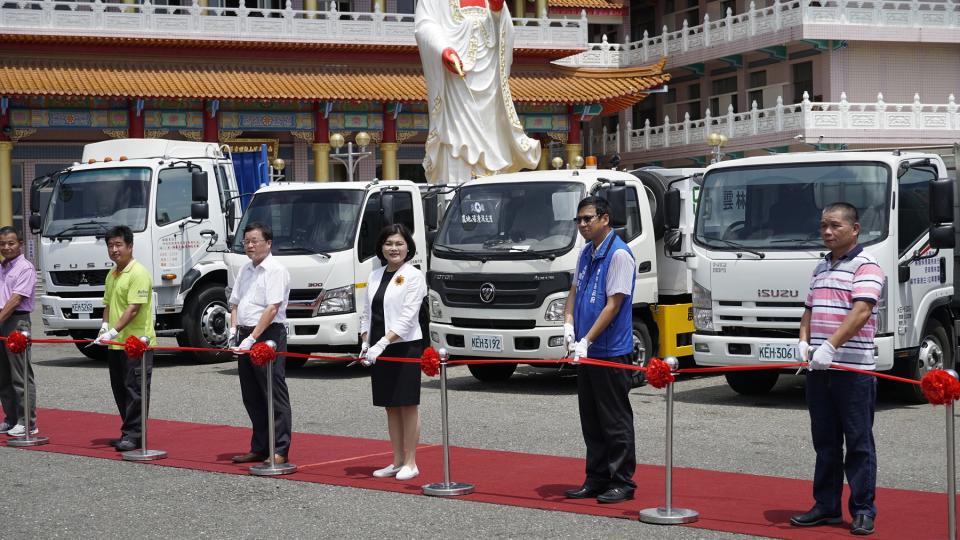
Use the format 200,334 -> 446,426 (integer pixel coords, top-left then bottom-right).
563,323 -> 576,354
363,337 -> 390,367
358,341 -> 369,361
809,341 -> 836,370
93,327 -> 118,346
237,335 -> 256,352
572,337 -> 590,364
228,327 -> 237,348
98,322 -> 109,336
797,340 -> 810,363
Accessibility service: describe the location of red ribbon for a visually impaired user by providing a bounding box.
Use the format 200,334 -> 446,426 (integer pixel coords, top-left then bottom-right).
420,347 -> 440,377
921,369 -> 960,405
124,335 -> 148,360
5,331 -> 28,354
249,342 -> 277,367
645,357 -> 675,389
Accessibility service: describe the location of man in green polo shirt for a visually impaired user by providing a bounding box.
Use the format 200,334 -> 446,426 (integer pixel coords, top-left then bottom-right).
93,225 -> 155,452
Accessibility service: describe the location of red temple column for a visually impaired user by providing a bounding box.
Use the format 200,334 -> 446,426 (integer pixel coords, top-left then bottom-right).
202,99 -> 218,143
128,99 -> 145,138
313,101 -> 330,182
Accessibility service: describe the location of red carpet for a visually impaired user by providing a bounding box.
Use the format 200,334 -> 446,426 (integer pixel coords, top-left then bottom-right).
8,407 -> 948,539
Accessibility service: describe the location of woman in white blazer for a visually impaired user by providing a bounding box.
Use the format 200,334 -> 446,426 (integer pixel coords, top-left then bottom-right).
359,223 -> 428,482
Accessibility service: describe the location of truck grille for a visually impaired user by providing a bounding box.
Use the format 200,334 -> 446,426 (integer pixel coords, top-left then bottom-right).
429,272 -> 570,310
715,299 -> 804,332
50,270 -> 110,287
450,318 -> 536,330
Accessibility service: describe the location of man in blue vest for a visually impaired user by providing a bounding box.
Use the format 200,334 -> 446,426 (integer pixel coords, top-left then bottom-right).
562,196 -> 637,504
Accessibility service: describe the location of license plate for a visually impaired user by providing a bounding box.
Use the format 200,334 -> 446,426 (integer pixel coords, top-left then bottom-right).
71,301 -> 94,314
470,334 -> 503,353
757,343 -> 797,361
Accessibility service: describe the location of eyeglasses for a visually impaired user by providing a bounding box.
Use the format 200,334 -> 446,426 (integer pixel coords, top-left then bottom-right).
572,214 -> 604,225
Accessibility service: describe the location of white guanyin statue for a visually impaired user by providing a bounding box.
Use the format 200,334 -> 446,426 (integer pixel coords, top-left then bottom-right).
415,0 -> 541,183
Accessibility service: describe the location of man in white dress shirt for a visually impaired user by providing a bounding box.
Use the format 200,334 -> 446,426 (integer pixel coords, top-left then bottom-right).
228,222 -> 293,464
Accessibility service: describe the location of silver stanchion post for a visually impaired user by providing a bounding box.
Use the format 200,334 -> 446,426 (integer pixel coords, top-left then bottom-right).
251,340 -> 297,476
946,369 -> 958,540
123,336 -> 165,461
639,356 -> 698,525
423,348 -> 474,497
8,329 -> 48,447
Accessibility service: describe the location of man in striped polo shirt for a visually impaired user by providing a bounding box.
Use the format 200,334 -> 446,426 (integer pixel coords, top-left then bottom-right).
792,202 -> 884,536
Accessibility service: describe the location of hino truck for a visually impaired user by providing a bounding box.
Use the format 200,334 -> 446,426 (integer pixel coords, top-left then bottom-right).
30,139 -> 245,362
224,179 -> 442,368
427,167 -> 700,384
681,147 -> 959,402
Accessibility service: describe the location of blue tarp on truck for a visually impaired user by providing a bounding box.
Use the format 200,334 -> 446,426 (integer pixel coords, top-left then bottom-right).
232,144 -> 269,211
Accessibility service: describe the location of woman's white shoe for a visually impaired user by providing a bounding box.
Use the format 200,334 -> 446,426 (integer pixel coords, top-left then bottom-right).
395,465 -> 419,481
372,464 -> 401,478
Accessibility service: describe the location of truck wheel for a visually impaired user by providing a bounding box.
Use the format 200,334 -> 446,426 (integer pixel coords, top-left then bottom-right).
285,358 -> 308,370
181,282 -> 230,364
467,362 -> 517,382
631,320 -> 653,387
725,371 -> 779,395
71,331 -> 107,361
897,318 -> 951,403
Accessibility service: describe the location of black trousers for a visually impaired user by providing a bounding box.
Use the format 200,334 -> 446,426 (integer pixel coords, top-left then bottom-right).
237,324 -> 292,457
107,347 -> 152,441
577,353 -> 637,491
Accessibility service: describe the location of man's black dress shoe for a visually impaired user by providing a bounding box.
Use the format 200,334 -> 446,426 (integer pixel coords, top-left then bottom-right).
108,438 -> 122,448
596,487 -> 634,504
114,439 -> 141,452
851,514 -> 875,535
564,485 -> 605,499
790,507 -> 843,527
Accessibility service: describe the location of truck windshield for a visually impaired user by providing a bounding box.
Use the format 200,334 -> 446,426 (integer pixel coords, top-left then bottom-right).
695,162 -> 890,250
43,167 -> 151,237
435,181 -> 583,258
232,189 -> 364,255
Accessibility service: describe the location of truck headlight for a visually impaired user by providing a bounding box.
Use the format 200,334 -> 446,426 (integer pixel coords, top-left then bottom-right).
317,285 -> 355,315
42,304 -> 55,316
429,294 -> 443,319
544,297 -> 566,322
692,281 -> 714,331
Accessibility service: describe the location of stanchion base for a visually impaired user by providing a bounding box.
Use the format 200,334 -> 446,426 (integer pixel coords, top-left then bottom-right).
7,435 -> 49,447
122,449 -> 167,461
249,462 -> 298,476
422,482 -> 475,497
638,507 -> 699,525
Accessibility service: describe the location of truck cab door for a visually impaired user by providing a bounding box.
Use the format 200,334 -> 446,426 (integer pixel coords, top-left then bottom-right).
624,183 -> 658,304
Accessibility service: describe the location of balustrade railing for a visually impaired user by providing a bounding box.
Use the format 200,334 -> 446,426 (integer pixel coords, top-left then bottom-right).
0,0 -> 588,49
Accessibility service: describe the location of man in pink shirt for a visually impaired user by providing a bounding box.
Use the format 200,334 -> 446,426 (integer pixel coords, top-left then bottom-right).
0,226 -> 38,437
792,203 -> 884,536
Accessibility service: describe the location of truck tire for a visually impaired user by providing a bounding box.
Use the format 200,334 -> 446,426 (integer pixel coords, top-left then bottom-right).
467,362 -> 517,382
181,282 -> 231,364
285,358 -> 308,370
71,331 -> 107,361
632,170 -> 667,240
896,318 -> 952,403
724,370 -> 779,395
631,320 -> 654,387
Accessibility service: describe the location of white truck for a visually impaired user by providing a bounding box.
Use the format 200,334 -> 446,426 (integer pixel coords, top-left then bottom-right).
427,167 -> 700,384
224,179 -> 442,368
30,139 -> 243,362
679,147 -> 959,402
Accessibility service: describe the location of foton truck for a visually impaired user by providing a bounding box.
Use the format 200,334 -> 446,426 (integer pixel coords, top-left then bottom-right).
427,167 -> 699,384
30,139 -> 246,362
682,148 -> 958,402
224,179 -> 442,368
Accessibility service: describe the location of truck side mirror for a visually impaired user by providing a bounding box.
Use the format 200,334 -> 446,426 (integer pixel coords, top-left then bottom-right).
664,188 -> 681,229
424,196 -> 439,231
28,214 -> 41,234
929,179 -> 953,223
930,224 -> 955,249
380,191 -> 398,225
192,171 -> 209,202
191,202 -> 209,220
604,185 -> 627,228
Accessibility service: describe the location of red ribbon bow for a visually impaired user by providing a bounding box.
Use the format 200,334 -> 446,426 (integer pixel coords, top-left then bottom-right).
645,357 -> 675,389
124,335 -> 148,360
420,347 -> 441,377
921,369 -> 960,405
250,342 -> 277,367
5,331 -> 29,354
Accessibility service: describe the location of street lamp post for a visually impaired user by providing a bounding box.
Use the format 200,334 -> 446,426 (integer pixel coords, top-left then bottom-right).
329,132 -> 372,182
707,132 -> 728,164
